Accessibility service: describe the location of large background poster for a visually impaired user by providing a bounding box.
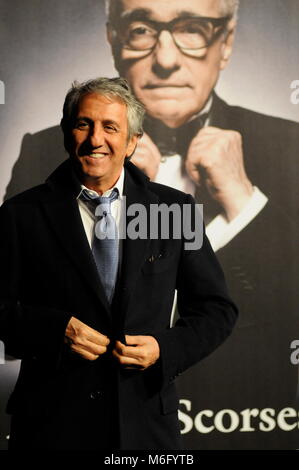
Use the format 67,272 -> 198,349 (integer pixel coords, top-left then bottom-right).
0,0 -> 298,450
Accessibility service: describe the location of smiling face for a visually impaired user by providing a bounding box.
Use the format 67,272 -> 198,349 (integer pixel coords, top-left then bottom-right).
69,93 -> 138,193
108,0 -> 235,127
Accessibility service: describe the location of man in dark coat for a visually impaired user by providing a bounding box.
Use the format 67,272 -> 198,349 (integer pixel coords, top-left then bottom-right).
3,0 -> 298,449
0,77 -> 237,450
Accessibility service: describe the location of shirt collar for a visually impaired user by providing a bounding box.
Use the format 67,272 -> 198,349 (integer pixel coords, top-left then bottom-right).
76,167 -> 125,200
188,94 -> 213,125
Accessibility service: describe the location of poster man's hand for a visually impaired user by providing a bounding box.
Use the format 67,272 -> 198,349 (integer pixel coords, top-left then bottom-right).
65,317 -> 110,361
185,126 -> 253,221
131,132 -> 161,181
113,335 -> 160,370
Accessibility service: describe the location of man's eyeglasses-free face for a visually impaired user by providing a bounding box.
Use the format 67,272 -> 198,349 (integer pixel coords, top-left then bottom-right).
110,16 -> 231,58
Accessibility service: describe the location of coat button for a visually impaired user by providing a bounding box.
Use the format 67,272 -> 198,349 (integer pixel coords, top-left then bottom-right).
89,390 -> 102,400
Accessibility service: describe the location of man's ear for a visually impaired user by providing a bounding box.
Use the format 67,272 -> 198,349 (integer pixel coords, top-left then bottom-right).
220,19 -> 236,70
106,22 -> 114,46
126,135 -> 139,157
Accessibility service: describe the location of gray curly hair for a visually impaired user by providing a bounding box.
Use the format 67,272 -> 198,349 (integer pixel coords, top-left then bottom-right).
106,0 -> 240,21
220,0 -> 239,18
61,77 -> 145,150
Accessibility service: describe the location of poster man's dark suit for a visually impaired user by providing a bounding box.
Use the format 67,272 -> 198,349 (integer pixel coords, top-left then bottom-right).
163,95 -> 299,449
140,94 -> 299,449
0,159 -> 237,450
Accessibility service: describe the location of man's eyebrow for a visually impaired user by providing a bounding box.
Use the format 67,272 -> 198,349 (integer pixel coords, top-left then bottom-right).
74,117 -> 120,127
74,116 -> 92,122
175,11 -> 206,20
120,8 -> 153,22
119,8 -> 205,22
102,119 -> 120,127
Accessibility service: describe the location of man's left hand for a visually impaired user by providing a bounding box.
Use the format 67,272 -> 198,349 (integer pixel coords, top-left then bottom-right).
112,335 -> 160,370
185,126 -> 254,221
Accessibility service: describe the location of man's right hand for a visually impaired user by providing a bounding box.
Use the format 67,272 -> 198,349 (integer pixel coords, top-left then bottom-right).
64,317 -> 110,361
130,132 -> 161,181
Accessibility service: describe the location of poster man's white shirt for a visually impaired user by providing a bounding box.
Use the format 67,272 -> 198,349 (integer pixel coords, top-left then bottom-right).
154,155 -> 268,252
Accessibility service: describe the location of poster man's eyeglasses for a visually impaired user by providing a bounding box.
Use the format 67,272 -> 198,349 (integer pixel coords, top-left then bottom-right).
110,16 -> 231,58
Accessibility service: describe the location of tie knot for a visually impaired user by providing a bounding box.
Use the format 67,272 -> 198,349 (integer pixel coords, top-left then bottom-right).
96,188 -> 119,205
80,188 -> 119,217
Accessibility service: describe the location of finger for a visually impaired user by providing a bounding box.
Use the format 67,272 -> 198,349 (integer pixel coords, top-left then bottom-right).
86,340 -> 108,356
185,159 -> 202,185
198,126 -> 222,135
124,335 -> 145,345
66,318 -> 110,347
136,135 -> 161,161
78,351 -> 99,361
140,131 -> 156,146
131,154 -> 148,169
85,329 -> 110,347
71,337 -> 108,356
143,136 -> 161,159
70,344 -> 100,361
114,341 -> 143,359
112,348 -> 143,367
76,323 -> 110,346
130,154 -> 150,173
122,366 -> 145,370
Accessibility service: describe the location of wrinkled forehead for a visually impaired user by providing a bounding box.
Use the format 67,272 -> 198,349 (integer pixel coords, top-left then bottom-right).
75,93 -> 128,120
115,0 -> 222,22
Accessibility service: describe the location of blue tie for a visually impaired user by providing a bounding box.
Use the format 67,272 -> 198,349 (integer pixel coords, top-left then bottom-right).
80,188 -> 119,304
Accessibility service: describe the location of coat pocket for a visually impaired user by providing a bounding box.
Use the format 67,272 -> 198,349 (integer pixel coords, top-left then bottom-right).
142,252 -> 176,275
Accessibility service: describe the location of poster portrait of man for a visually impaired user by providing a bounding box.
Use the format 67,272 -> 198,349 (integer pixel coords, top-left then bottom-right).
0,0 -> 298,450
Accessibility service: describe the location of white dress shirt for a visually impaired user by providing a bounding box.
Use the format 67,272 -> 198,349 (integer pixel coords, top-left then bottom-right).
77,168 -> 125,269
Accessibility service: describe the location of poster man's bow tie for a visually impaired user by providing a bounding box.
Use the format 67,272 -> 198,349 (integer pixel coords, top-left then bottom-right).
144,113 -> 209,157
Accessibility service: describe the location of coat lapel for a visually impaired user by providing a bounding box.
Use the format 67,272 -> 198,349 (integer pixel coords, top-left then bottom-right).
113,161 -> 159,334
42,160 -> 111,316
209,93 -> 234,130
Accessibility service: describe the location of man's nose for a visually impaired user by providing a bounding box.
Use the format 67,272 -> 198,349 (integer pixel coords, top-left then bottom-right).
89,124 -> 104,148
152,30 -> 181,75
